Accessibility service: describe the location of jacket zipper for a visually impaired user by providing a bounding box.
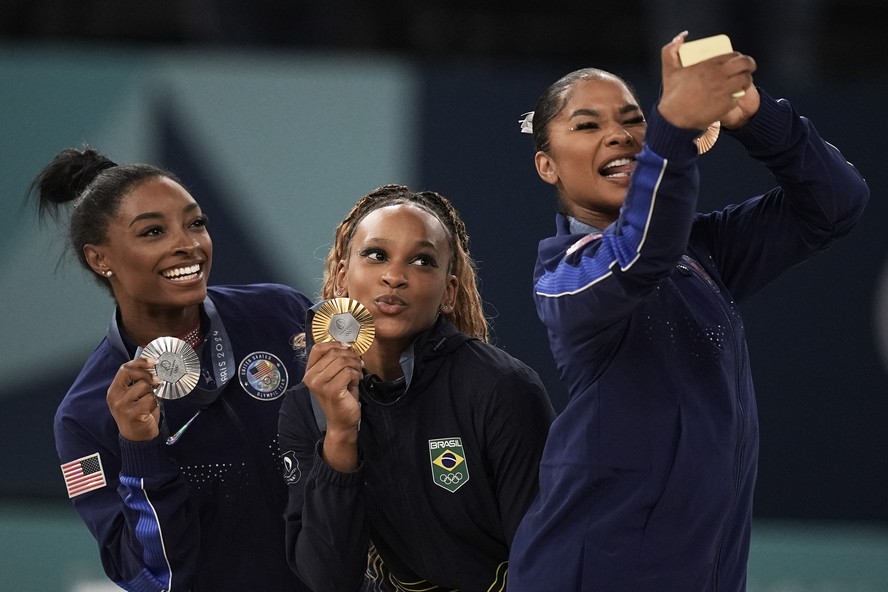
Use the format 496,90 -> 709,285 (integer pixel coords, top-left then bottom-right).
220,395 -> 279,510
677,254 -> 746,591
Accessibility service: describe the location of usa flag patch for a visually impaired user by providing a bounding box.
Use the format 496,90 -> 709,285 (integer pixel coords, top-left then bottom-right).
61,453 -> 106,498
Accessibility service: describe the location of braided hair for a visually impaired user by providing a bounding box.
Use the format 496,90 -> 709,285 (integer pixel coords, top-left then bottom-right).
31,145 -> 181,294
322,184 -> 489,342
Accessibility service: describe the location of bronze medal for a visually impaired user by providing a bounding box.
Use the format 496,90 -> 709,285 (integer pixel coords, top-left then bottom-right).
694,121 -> 721,154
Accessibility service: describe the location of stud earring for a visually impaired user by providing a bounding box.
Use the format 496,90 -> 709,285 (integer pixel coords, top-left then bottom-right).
335,289 -> 344,296
441,303 -> 453,313
103,270 -> 113,278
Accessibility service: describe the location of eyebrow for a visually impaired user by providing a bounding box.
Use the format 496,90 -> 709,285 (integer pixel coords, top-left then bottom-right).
128,202 -> 200,227
362,237 -> 439,251
568,104 -> 641,119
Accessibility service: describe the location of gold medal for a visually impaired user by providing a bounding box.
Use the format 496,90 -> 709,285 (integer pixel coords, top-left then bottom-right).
140,336 -> 201,400
694,121 -> 720,154
310,297 -> 375,355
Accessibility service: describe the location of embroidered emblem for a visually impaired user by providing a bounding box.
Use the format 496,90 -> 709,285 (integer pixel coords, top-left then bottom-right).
61,452 -> 106,498
281,450 -> 301,484
238,352 -> 288,400
290,333 -> 306,351
429,437 -> 470,493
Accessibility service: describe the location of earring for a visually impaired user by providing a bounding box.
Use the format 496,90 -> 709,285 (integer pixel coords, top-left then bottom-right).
103,270 -> 113,278
335,289 -> 344,296
441,303 -> 453,313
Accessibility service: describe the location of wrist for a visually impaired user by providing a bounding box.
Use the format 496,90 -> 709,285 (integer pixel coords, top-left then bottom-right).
325,423 -> 360,444
322,427 -> 360,472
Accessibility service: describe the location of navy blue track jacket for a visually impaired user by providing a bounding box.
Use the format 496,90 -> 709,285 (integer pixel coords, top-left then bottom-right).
54,284 -> 312,592
508,91 -> 869,592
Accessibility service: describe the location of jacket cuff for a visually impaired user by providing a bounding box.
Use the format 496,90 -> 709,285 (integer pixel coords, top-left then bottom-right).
644,105 -> 700,165
724,88 -> 792,152
310,439 -> 364,487
118,435 -> 178,476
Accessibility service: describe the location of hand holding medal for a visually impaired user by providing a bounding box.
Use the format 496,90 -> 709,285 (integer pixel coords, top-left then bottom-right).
139,336 -> 201,399
310,297 -> 375,355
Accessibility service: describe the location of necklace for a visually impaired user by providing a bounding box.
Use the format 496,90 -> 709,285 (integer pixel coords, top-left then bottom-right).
177,321 -> 204,349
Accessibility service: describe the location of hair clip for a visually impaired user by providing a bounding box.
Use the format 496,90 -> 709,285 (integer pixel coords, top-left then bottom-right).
518,111 -> 534,134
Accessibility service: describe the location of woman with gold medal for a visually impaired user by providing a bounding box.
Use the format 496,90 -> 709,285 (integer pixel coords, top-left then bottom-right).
278,184 -> 555,591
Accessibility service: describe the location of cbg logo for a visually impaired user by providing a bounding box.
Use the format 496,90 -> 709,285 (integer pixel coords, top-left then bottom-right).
428,437 -> 469,493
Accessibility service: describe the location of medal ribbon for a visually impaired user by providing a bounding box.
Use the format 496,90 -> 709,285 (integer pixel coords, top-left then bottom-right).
106,293 -> 235,444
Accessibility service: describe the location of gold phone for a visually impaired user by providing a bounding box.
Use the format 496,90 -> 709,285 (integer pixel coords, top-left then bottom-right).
678,34 -> 734,66
678,34 -> 745,97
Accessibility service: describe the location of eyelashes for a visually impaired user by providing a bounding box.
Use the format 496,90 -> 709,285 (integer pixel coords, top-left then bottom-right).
570,116 -> 646,132
137,215 -> 209,238
357,248 -> 439,268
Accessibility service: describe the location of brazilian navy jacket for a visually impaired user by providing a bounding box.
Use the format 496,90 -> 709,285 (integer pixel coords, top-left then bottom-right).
508,91 -> 869,592
279,317 -> 556,592
54,284 -> 312,592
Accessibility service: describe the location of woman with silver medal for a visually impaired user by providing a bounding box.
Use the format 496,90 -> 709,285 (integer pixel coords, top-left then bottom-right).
35,146 -> 313,592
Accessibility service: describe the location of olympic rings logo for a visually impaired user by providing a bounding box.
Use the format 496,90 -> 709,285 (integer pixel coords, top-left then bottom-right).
439,471 -> 464,485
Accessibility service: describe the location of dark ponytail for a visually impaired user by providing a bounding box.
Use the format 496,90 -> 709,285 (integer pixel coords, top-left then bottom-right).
31,145 -> 179,292
32,147 -> 117,215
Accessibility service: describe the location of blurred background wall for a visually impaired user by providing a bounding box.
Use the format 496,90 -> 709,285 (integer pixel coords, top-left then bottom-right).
1,1 -> 886,590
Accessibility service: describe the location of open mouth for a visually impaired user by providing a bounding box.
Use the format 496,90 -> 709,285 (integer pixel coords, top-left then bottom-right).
599,157 -> 637,179
162,263 -> 202,282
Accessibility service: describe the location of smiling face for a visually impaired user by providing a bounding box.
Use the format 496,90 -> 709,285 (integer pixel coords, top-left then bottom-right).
84,176 -> 212,322
535,76 -> 646,229
336,203 -> 457,357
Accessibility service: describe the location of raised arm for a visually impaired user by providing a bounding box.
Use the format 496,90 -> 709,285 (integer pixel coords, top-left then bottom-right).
279,342 -> 368,592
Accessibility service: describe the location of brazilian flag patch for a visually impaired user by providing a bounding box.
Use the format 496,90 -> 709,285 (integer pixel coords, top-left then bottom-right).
429,437 -> 470,493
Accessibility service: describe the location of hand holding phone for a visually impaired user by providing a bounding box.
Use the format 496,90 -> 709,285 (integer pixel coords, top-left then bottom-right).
678,34 -> 745,97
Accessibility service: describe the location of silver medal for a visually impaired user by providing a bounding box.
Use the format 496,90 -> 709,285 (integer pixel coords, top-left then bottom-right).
140,336 -> 201,399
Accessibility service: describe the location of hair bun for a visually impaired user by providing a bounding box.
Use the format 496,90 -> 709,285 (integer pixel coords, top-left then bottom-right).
33,146 -> 117,208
